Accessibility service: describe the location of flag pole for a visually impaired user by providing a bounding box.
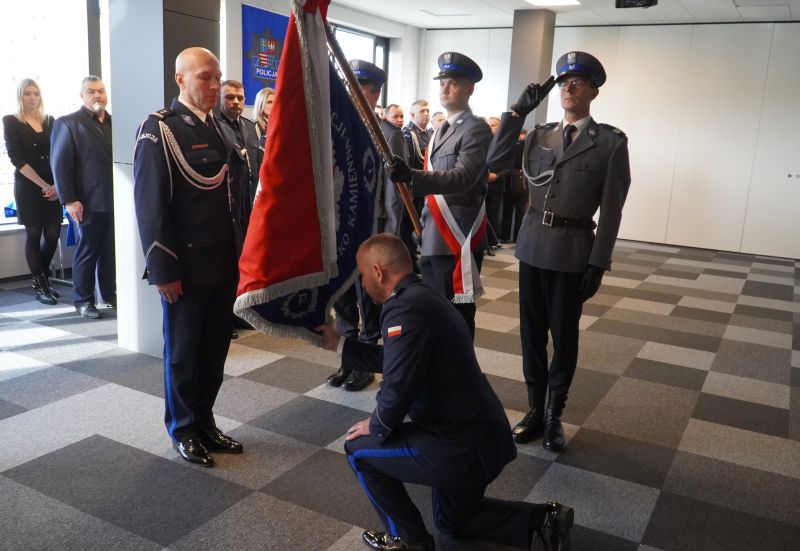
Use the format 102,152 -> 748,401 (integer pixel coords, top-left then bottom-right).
324,23 -> 423,238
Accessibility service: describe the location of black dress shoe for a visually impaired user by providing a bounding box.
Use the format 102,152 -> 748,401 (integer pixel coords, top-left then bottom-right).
76,304 -> 101,319
532,502 -> 573,551
342,369 -> 375,391
231,328 -> 239,340
326,367 -> 352,387
513,408 -> 544,443
201,429 -> 243,453
173,438 -> 214,467
363,530 -> 435,550
543,392 -> 568,452
486,248 -> 496,257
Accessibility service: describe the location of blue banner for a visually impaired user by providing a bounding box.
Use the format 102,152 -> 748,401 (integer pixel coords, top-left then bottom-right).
242,5 -> 290,105
248,62 -> 381,333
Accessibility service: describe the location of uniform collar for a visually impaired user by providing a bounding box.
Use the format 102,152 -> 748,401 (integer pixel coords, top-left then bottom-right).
561,114 -> 591,134
178,97 -> 211,123
388,273 -> 421,301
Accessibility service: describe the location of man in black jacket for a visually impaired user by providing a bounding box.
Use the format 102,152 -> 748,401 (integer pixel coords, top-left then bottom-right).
316,233 -> 573,551
51,76 -> 115,318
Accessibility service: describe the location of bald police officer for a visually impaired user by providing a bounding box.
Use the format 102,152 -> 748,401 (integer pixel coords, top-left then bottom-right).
487,51 -> 631,451
389,52 -> 493,338
134,47 -> 244,467
316,233 -> 574,551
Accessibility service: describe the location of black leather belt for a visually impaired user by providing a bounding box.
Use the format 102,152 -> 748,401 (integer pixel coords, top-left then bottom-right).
539,209 -> 596,230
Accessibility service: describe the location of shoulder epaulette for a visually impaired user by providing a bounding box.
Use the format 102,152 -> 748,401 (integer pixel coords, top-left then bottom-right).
535,122 -> 558,129
150,108 -> 175,120
599,123 -> 625,136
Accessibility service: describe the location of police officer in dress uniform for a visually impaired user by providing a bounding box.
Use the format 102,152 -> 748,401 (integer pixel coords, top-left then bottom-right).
487,51 -> 631,451
389,52 -> 493,338
133,47 -> 244,467
326,60 -> 393,392
316,234 -> 574,551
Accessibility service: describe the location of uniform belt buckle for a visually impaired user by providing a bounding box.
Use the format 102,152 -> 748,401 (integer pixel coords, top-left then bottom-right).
542,210 -> 555,227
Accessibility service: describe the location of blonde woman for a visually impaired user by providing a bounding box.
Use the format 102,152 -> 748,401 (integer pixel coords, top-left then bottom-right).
252,86 -> 275,137
2,78 -> 62,304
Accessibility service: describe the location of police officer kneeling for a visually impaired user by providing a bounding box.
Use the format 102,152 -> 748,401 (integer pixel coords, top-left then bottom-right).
316,234 -> 573,551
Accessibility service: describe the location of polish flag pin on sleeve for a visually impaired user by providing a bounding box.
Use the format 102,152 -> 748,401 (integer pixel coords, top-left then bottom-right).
387,326 -> 402,337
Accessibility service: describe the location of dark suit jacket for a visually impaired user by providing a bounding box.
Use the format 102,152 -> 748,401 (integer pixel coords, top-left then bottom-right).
50,107 -> 113,212
380,119 -> 409,235
343,274 -> 516,480
410,109 -> 492,256
217,112 -> 260,206
488,112 -> 630,272
133,99 -> 240,286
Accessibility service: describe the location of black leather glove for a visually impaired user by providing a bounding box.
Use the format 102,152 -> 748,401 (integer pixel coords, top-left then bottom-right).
510,76 -> 556,117
388,154 -> 413,184
579,265 -> 605,302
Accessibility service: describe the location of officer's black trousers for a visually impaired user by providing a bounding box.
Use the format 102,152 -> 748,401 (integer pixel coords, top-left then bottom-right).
345,424 -> 537,549
518,262 -> 583,401
71,211 -> 115,306
161,282 -> 235,442
333,279 -> 381,343
419,252 -> 483,339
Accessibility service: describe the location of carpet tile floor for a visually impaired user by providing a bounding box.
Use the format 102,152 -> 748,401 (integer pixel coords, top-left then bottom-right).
0,239 -> 798,550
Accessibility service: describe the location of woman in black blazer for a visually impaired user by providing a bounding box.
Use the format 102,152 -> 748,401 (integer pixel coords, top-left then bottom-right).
2,78 -> 62,304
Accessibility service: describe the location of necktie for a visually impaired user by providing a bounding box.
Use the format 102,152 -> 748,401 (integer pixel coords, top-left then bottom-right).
439,120 -> 451,140
563,124 -> 575,150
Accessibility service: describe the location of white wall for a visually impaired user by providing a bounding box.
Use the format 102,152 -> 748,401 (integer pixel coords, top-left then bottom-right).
0,225 -> 73,281
424,21 -> 800,259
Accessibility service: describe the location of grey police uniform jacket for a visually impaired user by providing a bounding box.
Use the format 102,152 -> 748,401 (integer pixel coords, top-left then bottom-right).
133,99 -> 242,287
411,109 -> 492,256
380,119 -> 409,236
487,112 -> 630,273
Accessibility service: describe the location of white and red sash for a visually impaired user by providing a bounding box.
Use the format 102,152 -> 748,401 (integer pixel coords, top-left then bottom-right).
423,132 -> 487,303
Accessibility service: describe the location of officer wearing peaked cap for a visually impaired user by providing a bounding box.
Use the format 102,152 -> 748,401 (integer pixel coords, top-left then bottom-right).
133,47 -> 245,468
388,51 -> 493,338
487,50 -> 630,452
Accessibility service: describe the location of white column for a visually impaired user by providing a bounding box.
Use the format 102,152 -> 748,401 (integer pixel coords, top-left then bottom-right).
109,0 -> 165,356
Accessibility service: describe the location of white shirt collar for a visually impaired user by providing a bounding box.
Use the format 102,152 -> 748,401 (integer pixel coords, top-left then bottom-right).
562,115 -> 591,135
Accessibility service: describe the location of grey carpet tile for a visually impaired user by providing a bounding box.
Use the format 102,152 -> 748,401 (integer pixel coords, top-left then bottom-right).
669,305 -> 732,325
559,368 -> 619,426
60,347 -> 166,398
0,475 -> 162,551
663,451 -> 800,528
602,307 -> 727,338
496,290 -> 521,304
651,268 -> 700,280
242,356 -> 338,394
588,318 -> 721,353
624,358 -> 709,392
583,377 -> 700,448
568,525 -> 640,551
212,377 -> 298,424
642,492 -> 800,551
170,492 -> 353,551
474,327 -> 522,356
593,285 -> 683,305
36,309 -> 118,341
261,448 -> 381,529
728,313 -> 794,334
0,366 -> 106,409
637,281 -> 739,303
555,428 -> 677,489
4,435 -> 252,546
484,453 -> 552,502
0,398 -> 26,421
249,396 -> 368,447
578,330 -> 645,376
702,268 -> 748,279
691,393 -> 790,438
741,280 -> 795,301
711,339 -> 792,385
485,373 -> 529,413
0,289 -> 35,308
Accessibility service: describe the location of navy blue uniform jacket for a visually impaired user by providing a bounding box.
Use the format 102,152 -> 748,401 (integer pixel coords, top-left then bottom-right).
133,100 -> 240,287
50,107 -> 113,211
343,274 -> 516,480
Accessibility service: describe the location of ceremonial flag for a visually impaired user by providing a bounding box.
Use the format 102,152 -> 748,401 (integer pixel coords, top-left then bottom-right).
234,0 -> 382,342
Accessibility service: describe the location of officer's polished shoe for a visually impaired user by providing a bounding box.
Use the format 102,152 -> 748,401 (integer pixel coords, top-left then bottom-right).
76,304 -> 101,319
173,437 -> 214,467
513,408 -> 544,443
543,392 -> 568,452
200,428 -> 243,453
231,328 -> 239,340
531,502 -> 573,551
326,367 -> 352,387
362,530 -> 435,550
343,369 -> 375,391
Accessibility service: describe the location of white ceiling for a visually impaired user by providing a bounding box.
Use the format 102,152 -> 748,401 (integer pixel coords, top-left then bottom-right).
332,0 -> 800,29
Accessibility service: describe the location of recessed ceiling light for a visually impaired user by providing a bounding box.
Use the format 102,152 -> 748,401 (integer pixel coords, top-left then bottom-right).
526,0 -> 582,6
